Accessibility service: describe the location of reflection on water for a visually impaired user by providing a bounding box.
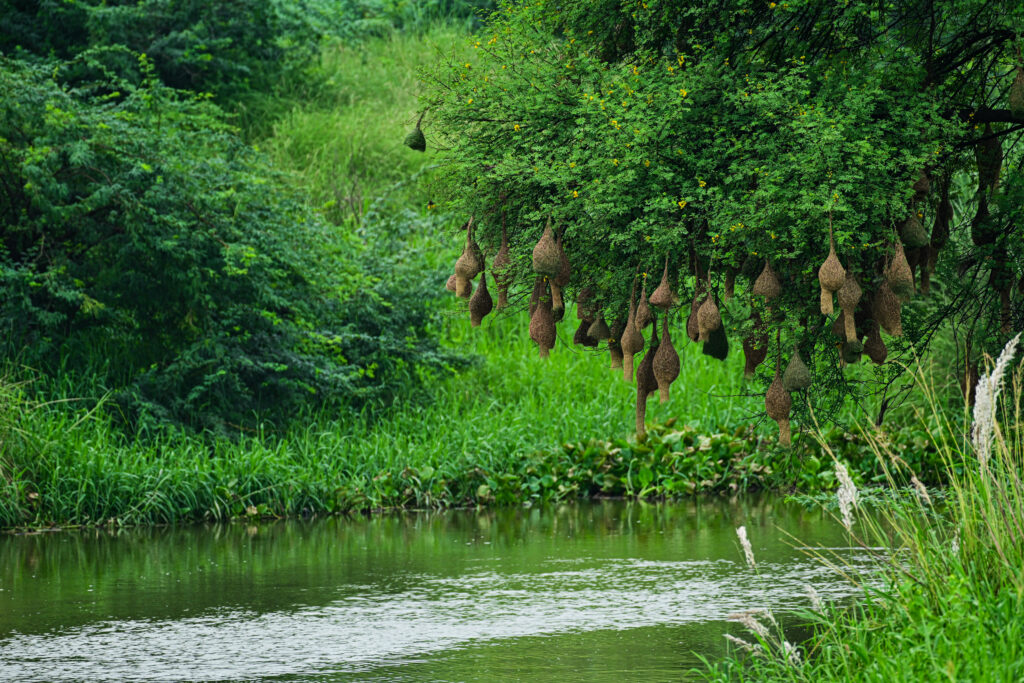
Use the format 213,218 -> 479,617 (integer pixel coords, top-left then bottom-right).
0,497 -> 871,681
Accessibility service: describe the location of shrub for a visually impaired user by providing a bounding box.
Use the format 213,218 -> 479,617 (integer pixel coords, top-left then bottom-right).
0,57 -> 457,433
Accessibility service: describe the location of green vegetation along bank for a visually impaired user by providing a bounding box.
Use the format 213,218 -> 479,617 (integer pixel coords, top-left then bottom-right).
704,349 -> 1024,681
0,13 -> 968,531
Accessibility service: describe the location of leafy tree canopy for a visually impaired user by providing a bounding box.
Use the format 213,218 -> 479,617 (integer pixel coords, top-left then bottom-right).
425,0 -> 1024,438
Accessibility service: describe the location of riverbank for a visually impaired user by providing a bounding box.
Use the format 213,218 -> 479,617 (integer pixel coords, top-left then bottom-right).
0,318 -> 949,531
705,347 -> 1024,681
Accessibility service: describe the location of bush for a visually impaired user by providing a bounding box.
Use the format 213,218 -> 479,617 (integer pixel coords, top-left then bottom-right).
0,0 -> 326,102
0,57 -> 457,433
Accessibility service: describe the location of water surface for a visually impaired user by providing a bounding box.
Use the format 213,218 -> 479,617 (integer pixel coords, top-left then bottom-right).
0,497 -> 870,681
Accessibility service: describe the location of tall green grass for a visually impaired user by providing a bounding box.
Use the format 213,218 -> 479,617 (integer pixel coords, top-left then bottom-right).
0,308 -> 773,528
264,25 -> 471,222
705,339 -> 1024,681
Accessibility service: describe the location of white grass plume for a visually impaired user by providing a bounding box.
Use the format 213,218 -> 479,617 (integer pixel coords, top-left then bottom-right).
972,333 -> 1021,473
805,584 -> 824,613
736,526 -> 755,568
835,462 -> 857,533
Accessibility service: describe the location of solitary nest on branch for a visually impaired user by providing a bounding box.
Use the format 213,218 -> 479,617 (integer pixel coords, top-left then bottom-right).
864,322 -> 888,364
574,318 -> 598,347
702,325 -> 729,361
696,293 -> 721,342
900,213 -> 930,248
765,365 -> 792,447
403,114 -> 426,152
836,270 -> 862,341
752,260 -> 782,300
620,282 -> 645,382
653,315 -> 680,403
886,242 -> 915,301
782,350 -> 811,392
469,268 -> 493,327
529,276 -> 546,316
818,239 -> 845,315
454,218 -> 482,297
529,282 -> 556,357
588,315 -> 611,342
551,284 -> 565,322
912,170 -> 931,202
872,281 -> 903,337
649,257 -> 676,310
635,322 -> 660,437
532,220 -> 561,276
686,281 -> 706,342
636,280 -> 653,329
1011,66 -> 1024,117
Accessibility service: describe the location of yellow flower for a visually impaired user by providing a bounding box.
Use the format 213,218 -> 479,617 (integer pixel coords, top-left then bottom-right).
569,161 -> 576,168
679,88 -> 688,97
644,159 -> 650,167
632,66 -> 639,75
613,158 -> 619,166
464,63 -> 471,68
677,200 -> 687,210
698,179 -> 707,187
769,1 -> 776,7
467,98 -> 473,104
514,123 -> 520,131
572,190 -> 579,198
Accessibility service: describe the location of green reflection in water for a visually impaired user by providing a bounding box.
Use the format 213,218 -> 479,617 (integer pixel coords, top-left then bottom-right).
0,497 -> 862,681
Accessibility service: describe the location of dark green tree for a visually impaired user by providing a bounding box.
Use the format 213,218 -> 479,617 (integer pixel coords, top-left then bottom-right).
0,57 -> 457,433
424,0 -> 1024,439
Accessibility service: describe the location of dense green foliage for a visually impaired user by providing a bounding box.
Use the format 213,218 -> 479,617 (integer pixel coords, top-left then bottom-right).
0,308 -> 955,528
0,55 -> 456,431
0,0 -> 324,101
425,0 -> 1024,429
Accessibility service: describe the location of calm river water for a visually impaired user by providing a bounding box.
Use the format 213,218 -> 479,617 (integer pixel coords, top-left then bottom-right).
0,497 -> 871,681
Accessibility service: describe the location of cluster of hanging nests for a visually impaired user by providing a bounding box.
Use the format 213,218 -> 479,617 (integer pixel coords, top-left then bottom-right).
445,181 -> 943,448
433,70 -> 1023,447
